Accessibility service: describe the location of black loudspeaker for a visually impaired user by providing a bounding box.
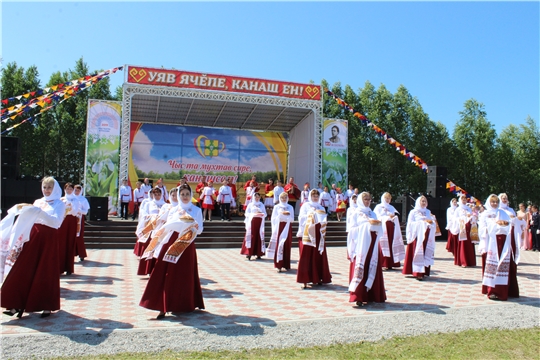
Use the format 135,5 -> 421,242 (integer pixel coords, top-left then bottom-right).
88,196 -> 108,221
426,166 -> 447,198
1,137 -> 21,180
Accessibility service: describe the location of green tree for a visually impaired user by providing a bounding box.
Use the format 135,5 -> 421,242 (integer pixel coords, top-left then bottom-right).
1,62 -> 42,176
452,99 -> 497,200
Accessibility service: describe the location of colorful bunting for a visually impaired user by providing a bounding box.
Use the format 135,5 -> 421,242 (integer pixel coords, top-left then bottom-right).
326,89 -> 478,203
1,66 -> 123,133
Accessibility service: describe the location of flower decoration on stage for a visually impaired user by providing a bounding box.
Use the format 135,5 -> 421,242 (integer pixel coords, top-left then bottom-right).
194,135 -> 226,158
1,66 -> 123,135
326,88 -> 481,206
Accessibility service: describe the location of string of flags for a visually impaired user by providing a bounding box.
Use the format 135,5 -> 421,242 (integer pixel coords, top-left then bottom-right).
1,66 -> 123,127
326,89 -> 428,172
325,89 -> 481,205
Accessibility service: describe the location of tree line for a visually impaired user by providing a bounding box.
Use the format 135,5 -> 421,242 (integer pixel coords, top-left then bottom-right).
1,59 -> 538,206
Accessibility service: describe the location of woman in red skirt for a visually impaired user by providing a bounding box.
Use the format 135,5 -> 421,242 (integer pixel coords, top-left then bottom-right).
1,177 -> 66,318
402,196 -> 436,281
453,195 -> 477,267
478,194 -> 519,301
139,184 -> 205,319
373,192 -> 405,270
241,193 -> 267,260
58,182 -> 80,275
134,187 -> 164,258
348,192 -> 386,306
296,189 -> 332,289
265,192 -> 294,272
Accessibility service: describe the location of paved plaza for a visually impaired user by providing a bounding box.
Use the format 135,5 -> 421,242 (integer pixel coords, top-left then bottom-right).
1,241 -> 539,338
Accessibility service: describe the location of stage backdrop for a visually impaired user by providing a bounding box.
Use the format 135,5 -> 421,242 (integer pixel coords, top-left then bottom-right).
128,123 -> 288,204
84,100 -> 122,214
322,118 -> 348,191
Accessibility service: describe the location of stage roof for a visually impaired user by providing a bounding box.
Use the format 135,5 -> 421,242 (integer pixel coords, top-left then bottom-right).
130,93 -> 316,132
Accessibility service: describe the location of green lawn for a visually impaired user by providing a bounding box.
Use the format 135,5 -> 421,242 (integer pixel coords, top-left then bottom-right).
68,327 -> 540,359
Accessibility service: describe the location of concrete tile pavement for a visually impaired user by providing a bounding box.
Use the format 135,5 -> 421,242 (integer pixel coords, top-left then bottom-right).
1,241 -> 539,336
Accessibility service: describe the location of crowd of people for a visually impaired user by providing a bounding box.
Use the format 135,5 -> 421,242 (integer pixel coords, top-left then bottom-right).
2,174 -> 538,319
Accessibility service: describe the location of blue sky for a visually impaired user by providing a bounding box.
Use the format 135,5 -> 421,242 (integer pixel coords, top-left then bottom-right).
2,1 -> 538,136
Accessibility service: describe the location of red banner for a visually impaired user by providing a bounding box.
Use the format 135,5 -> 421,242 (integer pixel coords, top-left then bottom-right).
126,66 -> 321,101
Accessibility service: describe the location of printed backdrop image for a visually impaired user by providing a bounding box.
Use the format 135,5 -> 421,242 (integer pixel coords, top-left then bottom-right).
322,118 -> 348,191
128,123 -> 289,203
84,100 -> 122,214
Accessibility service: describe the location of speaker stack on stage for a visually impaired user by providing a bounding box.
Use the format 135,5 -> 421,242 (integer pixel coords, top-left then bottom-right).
1,136 -> 21,180
426,166 -> 450,238
88,196 -> 108,221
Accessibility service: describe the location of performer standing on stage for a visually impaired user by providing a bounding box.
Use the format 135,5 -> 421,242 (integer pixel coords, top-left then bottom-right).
402,196 -> 436,281
195,176 -> 207,207
241,193 -> 267,260
119,179 -> 132,220
217,179 -> 232,222
347,192 -> 386,306
73,184 -> 89,261
133,181 -> 144,221
58,183 -> 80,276
264,178 -> 275,219
284,177 -> 300,212
139,184 -> 205,319
273,179 -> 284,205
156,178 -> 168,203
300,183 -> 310,207
335,188 -> 347,222
244,180 -> 256,211
228,177 -> 237,220
296,189 -> 332,289
1,177 -> 66,318
319,186 -> 332,214
201,181 -> 215,222
373,192 -> 405,270
266,192 -> 294,272
140,178 -> 152,199
479,194 -> 519,301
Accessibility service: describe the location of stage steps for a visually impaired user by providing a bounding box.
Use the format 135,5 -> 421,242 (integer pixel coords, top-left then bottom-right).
83,218 -> 354,250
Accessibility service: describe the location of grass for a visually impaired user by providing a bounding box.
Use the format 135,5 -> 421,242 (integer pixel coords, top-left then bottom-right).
62,327 -> 540,359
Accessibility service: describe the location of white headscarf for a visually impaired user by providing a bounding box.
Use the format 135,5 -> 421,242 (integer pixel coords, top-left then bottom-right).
379,193 -> 397,214
151,188 -> 165,207
357,192 -> 372,215
498,193 -> 509,210
458,196 -> 471,211
177,186 -> 193,211
308,189 -> 320,207
484,194 -> 499,214
44,179 -> 62,202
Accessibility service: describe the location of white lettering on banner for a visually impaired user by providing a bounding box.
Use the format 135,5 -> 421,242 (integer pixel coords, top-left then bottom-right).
178,74 -> 227,89
283,85 -> 304,96
167,160 -> 251,174
148,72 -> 176,84
184,175 -> 239,184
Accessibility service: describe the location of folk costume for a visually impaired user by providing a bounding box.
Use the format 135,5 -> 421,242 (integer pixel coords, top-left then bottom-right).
240,198 -> 267,259
479,195 -> 519,301
329,187 -> 337,213
140,182 -> 152,199
201,184 -> 215,210
1,178 -> 66,317
319,189 -> 332,214
373,194 -> 405,270
134,194 -> 165,257
272,185 -> 284,205
402,197 -> 436,280
244,184 -> 255,211
347,193 -> 386,305
74,191 -> 89,261
217,183 -> 232,221
58,190 -> 80,275
264,182 -> 275,208
453,199 -> 477,267
119,183 -> 132,220
133,186 -> 145,221
139,188 -> 205,316
265,197 -> 294,271
296,190 -> 332,287
137,197 -> 178,275
445,200 -> 458,255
